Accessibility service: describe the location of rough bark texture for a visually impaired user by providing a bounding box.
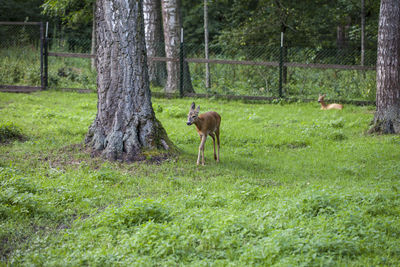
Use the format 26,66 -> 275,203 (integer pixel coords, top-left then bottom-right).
369,0 -> 400,134
85,0 -> 172,161
143,0 -> 167,87
161,0 -> 194,93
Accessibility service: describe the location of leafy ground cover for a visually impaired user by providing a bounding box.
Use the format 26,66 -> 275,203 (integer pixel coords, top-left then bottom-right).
0,91 -> 399,266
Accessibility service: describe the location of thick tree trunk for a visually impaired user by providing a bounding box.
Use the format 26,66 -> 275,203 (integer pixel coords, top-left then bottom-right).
369,0 -> 400,134
143,0 -> 167,87
85,0 -> 172,161
161,0 -> 194,93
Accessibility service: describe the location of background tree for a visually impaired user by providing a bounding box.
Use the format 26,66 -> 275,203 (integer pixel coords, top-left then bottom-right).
143,0 -> 167,87
161,0 -> 180,92
204,0 -> 210,88
85,0 -> 172,161
161,0 -> 193,93
368,0 -> 400,134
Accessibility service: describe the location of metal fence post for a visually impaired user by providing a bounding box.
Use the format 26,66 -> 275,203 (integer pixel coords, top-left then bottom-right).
179,27 -> 184,98
44,22 -> 48,89
278,32 -> 283,98
40,22 -> 45,90
39,22 -> 49,90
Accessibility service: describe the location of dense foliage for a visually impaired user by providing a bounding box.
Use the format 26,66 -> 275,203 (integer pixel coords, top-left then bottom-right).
1,92 -> 400,265
1,0 -> 379,50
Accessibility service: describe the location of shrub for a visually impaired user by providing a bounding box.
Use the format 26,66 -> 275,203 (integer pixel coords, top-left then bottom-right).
0,121 -> 25,143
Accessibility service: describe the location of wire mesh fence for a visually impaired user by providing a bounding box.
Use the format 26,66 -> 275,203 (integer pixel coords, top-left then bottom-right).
0,22 -> 377,102
0,22 -> 43,90
183,43 -> 376,101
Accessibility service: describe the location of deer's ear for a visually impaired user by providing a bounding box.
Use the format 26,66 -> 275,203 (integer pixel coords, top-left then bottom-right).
190,102 -> 195,110
195,105 -> 200,113
323,94 -> 326,97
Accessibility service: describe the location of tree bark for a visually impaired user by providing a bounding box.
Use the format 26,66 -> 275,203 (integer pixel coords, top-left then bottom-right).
361,0 -> 365,66
369,0 -> 400,134
143,0 -> 167,87
161,0 -> 194,93
90,2 -> 96,70
204,0 -> 211,88
161,0 -> 180,92
85,0 -> 173,161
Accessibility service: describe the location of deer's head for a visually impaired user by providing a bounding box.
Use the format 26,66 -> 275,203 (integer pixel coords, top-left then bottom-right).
187,102 -> 200,126
318,94 -> 326,103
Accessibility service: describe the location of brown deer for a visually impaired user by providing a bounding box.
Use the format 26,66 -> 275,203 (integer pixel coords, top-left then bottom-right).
186,102 -> 221,165
318,94 -> 343,110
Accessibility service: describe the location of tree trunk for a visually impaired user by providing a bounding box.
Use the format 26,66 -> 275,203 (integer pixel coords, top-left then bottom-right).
336,25 -> 346,49
143,0 -> 167,87
90,2 -> 96,70
361,0 -> 365,66
161,0 -> 180,92
161,0 -> 194,93
85,0 -> 173,161
369,0 -> 400,134
204,0 -> 210,88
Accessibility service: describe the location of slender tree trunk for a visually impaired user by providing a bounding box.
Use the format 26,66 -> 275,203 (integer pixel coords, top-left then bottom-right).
204,0 -> 210,88
143,0 -> 166,87
91,2 -> 96,70
161,0 -> 180,92
369,0 -> 400,134
85,0 -> 172,161
161,0 -> 193,93
361,0 -> 365,66
337,25 -> 346,49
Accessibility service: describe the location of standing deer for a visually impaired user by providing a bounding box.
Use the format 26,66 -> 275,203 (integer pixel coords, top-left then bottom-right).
318,94 -> 343,110
186,102 -> 221,165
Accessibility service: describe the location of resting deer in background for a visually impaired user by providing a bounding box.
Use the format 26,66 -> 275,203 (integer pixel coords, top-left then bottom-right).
318,94 -> 343,110
187,102 -> 221,166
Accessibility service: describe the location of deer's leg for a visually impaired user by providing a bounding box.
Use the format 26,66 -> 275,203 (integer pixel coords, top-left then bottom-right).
210,133 -> 217,161
215,128 -> 220,162
201,135 -> 207,166
197,135 -> 207,165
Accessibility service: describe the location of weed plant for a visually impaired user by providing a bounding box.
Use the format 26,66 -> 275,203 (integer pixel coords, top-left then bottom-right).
0,91 -> 399,265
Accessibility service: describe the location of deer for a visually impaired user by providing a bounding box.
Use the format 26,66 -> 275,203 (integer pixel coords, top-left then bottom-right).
186,102 -> 221,166
318,94 -> 343,110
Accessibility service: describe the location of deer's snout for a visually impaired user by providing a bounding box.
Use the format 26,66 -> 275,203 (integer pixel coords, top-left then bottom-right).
186,121 -> 192,126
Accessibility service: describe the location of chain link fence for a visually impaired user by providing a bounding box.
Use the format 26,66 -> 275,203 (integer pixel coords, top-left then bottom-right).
183,42 -> 376,101
0,22 -> 377,102
0,22 -> 43,91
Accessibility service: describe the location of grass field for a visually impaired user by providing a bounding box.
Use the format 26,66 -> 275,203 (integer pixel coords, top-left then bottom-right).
1,91 -> 399,266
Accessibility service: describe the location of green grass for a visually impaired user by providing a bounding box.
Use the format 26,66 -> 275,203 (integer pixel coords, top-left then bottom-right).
1,91 -> 399,266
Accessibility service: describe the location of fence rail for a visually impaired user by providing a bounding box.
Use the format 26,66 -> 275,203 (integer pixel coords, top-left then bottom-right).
0,21 -> 42,26
0,85 -> 42,93
46,52 -> 376,71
